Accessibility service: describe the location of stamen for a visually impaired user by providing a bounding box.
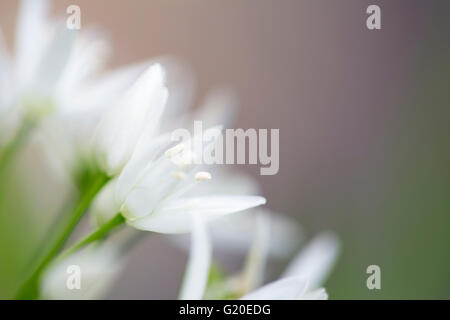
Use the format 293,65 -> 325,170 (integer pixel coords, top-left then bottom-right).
165,143 -> 185,158
195,171 -> 212,181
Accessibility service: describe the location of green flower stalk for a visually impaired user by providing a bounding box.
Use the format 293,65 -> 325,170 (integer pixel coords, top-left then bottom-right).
15,172 -> 110,299
58,213 -> 125,262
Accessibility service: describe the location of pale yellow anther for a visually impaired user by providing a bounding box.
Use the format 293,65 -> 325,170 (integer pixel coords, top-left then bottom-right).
165,143 -> 185,158
195,171 -> 212,181
172,171 -> 187,180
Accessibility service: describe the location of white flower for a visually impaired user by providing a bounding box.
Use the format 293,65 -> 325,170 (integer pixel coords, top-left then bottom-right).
171,208 -> 302,260
120,131 -> 266,233
183,210 -> 340,300
93,64 -> 168,176
2,0 -> 80,119
168,169 -> 302,259
239,232 -> 340,300
92,126 -> 266,233
1,0 -> 155,155
40,243 -> 122,300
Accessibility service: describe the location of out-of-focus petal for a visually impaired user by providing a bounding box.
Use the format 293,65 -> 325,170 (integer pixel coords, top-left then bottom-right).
93,64 -> 168,175
214,209 -> 301,259
115,132 -> 172,208
54,61 -> 156,156
282,232 -> 340,289
56,30 -> 110,105
60,60 -> 152,118
40,244 -> 122,300
118,125 -> 223,220
239,213 -> 270,292
178,214 -> 211,300
169,208 -> 302,260
127,195 -> 266,234
240,276 -> 308,300
33,26 -> 77,97
15,0 -> 50,89
157,57 -> 196,131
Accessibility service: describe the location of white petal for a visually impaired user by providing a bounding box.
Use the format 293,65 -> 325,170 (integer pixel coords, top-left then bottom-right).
15,0 -> 50,89
115,132 -> 173,207
282,232 -> 340,289
56,62 -> 155,151
120,154 -> 190,220
59,60 -> 151,117
157,57 -> 195,131
178,214 -> 211,300
93,64 -> 168,175
118,125 -> 224,220
127,195 -> 266,234
241,276 -> 308,300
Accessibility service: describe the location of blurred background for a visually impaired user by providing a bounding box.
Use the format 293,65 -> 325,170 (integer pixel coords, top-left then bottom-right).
0,0 -> 449,299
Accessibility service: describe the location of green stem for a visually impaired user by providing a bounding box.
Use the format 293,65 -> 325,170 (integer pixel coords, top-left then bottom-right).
14,173 -> 110,299
58,213 -> 125,261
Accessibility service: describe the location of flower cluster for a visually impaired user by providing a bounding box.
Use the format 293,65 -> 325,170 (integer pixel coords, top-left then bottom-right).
0,0 -> 339,300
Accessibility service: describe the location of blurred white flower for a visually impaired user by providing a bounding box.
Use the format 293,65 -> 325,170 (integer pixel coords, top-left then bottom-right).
192,213 -> 339,300
0,0 -> 156,161
238,231 -> 340,300
168,168 -> 302,259
1,0 -> 80,134
82,53 -> 265,236
40,243 -> 122,300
